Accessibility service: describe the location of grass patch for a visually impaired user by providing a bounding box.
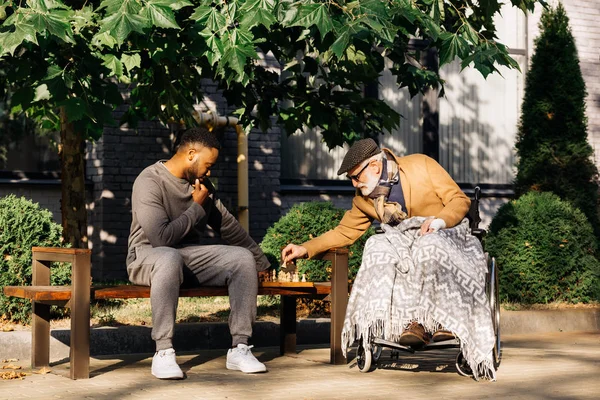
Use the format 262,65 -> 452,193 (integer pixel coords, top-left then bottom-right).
501,301 -> 600,311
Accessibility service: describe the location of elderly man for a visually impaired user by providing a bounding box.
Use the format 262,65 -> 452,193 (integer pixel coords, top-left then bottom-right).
127,127 -> 270,379
282,138 -> 496,380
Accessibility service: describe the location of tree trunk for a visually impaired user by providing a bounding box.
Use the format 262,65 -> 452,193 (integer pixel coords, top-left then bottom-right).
59,107 -> 88,248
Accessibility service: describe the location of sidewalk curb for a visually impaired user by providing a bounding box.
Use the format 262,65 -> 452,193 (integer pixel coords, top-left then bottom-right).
1,309 -> 598,362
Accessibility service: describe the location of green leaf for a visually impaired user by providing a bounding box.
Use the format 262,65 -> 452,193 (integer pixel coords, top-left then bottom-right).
200,29 -> 224,65
221,44 -> 247,79
331,27 -> 350,58
431,0 -> 445,22
44,65 -> 63,80
101,54 -> 124,77
147,0 -> 193,11
142,3 -> 180,29
72,6 -> 95,34
60,97 -> 87,122
419,14 -> 441,41
190,5 -> 227,31
289,3 -> 333,38
27,9 -> 75,43
461,23 -> 479,45
0,23 -> 38,56
99,12 -> 149,45
438,32 -> 469,66
33,84 -> 51,102
98,0 -> 142,14
121,53 -> 141,73
92,31 -> 118,48
240,8 -> 277,29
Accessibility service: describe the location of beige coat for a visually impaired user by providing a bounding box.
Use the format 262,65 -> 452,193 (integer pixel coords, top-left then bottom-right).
302,151 -> 470,258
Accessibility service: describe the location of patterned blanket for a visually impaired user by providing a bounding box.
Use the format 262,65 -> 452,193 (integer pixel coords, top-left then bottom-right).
341,217 -> 496,380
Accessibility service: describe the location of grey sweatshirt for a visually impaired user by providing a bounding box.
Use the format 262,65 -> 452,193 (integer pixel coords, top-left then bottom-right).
127,161 -> 270,271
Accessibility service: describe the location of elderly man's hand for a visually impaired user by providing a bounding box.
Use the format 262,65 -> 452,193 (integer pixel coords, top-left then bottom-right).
281,244 -> 308,264
420,217 -> 446,236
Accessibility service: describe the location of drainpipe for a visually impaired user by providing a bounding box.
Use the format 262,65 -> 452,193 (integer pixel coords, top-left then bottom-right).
192,111 -> 249,232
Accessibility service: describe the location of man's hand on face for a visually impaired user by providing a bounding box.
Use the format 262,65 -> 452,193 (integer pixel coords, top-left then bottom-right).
281,243 -> 308,264
192,178 -> 210,205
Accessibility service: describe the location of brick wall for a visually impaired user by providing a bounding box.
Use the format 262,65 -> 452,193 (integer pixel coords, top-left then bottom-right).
0,184 -> 62,223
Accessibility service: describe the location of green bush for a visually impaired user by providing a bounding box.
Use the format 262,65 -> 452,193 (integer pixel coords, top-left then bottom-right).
486,192 -> 600,304
514,4 -> 600,235
0,195 -> 70,323
260,201 -> 374,282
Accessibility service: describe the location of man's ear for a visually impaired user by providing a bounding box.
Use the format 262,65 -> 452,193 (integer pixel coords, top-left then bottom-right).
372,159 -> 382,174
187,147 -> 196,161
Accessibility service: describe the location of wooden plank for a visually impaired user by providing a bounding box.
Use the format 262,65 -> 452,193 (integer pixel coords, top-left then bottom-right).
3,286 -> 72,301
4,281 -> 334,301
32,247 -> 91,255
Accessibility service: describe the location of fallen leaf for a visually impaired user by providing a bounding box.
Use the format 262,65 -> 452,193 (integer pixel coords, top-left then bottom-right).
1,326 -> 14,332
2,364 -> 22,370
1,358 -> 18,363
0,370 -> 27,380
34,367 -> 52,375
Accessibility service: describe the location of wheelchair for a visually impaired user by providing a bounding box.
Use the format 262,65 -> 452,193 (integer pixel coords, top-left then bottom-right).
355,187 -> 501,377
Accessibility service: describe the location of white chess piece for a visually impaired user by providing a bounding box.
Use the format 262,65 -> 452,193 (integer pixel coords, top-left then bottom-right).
301,273 -> 306,282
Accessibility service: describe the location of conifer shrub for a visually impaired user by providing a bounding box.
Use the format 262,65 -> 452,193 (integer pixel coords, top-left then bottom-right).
0,195 -> 70,323
514,4 -> 600,235
260,201 -> 374,282
486,192 -> 600,304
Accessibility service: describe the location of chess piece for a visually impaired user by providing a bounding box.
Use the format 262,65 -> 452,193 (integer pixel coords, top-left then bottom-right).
301,273 -> 307,282
272,269 -> 277,282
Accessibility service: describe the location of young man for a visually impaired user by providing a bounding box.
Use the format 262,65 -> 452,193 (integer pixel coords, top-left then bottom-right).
127,127 -> 270,379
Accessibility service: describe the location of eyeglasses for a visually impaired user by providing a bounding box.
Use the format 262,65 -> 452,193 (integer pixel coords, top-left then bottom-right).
347,162 -> 369,182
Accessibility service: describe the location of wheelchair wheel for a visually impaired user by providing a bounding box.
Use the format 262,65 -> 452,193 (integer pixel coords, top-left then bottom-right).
489,256 -> 502,369
356,341 -> 374,373
372,344 -> 383,362
455,352 -> 473,377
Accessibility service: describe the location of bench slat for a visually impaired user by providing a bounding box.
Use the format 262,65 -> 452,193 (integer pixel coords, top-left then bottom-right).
4,282 -> 334,301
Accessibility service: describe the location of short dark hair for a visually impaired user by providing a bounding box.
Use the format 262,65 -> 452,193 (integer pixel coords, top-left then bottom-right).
177,127 -> 221,152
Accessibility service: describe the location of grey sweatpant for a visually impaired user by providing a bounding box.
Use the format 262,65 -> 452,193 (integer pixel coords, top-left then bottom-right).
127,245 -> 259,351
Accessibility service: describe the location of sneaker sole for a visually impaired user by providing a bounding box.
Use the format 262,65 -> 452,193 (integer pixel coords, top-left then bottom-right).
152,371 -> 184,380
226,362 -> 267,373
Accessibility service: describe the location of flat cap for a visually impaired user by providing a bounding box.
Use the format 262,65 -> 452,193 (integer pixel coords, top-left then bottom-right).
337,138 -> 381,175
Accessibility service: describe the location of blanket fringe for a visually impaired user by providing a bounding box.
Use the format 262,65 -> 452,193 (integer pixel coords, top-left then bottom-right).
342,311 -> 496,381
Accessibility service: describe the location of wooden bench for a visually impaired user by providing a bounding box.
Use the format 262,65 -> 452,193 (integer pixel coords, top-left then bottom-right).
3,247 -> 349,379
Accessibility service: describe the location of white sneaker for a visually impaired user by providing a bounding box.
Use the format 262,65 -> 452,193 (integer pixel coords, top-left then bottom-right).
151,348 -> 184,379
226,344 -> 267,373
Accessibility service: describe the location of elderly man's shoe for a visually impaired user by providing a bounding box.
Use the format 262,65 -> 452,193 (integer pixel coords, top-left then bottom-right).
432,329 -> 455,342
398,322 -> 429,347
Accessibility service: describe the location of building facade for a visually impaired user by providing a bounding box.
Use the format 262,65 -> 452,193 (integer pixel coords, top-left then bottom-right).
1,1 -> 598,280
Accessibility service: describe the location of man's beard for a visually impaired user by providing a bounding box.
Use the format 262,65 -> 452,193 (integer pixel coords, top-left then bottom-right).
358,174 -> 378,196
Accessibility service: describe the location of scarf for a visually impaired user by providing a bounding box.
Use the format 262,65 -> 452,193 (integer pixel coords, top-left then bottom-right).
368,152 -> 407,225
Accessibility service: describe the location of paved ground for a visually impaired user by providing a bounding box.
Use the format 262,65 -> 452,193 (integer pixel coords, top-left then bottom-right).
1,331 -> 598,400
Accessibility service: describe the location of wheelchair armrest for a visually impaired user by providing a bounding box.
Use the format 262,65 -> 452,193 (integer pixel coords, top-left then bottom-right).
471,228 -> 487,242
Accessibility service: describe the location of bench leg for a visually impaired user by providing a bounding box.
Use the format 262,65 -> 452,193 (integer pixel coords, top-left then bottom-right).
330,252 -> 348,365
32,302 -> 50,369
280,296 -> 297,355
31,258 -> 51,369
69,253 -> 91,379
